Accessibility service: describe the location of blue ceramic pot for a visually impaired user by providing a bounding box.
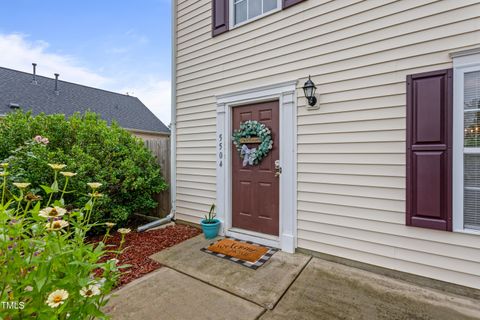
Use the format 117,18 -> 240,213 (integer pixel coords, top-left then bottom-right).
200,219 -> 221,239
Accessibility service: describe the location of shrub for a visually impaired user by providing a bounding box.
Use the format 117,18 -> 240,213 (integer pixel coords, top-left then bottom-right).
0,111 -> 168,228
0,162 -> 123,319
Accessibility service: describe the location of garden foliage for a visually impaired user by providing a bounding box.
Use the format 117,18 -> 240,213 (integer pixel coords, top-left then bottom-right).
0,111 -> 168,226
0,163 -> 123,319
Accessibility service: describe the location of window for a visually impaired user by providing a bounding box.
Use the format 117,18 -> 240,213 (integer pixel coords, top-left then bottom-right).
232,0 -> 280,26
453,52 -> 480,233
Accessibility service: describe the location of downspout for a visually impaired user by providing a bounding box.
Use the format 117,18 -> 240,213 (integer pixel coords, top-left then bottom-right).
137,213 -> 173,232
170,0 -> 178,220
137,0 -> 177,233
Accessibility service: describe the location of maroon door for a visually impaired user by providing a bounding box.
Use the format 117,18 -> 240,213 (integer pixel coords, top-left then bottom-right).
232,101 -> 279,236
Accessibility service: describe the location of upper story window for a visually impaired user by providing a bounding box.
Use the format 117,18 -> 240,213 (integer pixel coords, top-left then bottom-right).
212,0 -> 305,36
232,0 -> 280,26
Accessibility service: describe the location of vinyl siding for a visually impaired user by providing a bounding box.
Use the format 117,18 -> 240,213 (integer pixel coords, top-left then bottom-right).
174,0 -> 480,289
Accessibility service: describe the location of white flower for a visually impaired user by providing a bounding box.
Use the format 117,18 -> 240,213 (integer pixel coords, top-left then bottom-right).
13,182 -> 31,189
117,228 -> 131,235
87,182 -> 102,190
39,207 -> 67,218
48,164 -> 67,171
45,220 -> 69,231
79,284 -> 101,298
46,289 -> 69,308
60,172 -> 77,177
105,222 -> 116,228
24,286 -> 33,292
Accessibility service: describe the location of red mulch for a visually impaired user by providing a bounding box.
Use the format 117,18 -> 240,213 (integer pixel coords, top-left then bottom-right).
90,224 -> 201,287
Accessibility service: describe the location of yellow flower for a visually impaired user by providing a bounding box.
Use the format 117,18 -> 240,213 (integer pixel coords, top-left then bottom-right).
45,220 -> 69,231
48,164 -> 67,171
117,228 -> 131,235
39,207 -> 67,219
13,182 -> 31,189
79,284 -> 101,298
0,172 -> 8,177
105,222 -> 116,228
0,163 -> 8,168
46,289 -> 69,308
60,172 -> 77,177
87,182 -> 102,190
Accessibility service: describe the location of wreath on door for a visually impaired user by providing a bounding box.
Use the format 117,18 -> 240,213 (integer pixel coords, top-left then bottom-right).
232,120 -> 273,166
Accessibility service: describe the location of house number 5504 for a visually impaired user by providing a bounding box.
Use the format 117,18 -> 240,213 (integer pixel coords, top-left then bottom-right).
218,133 -> 223,167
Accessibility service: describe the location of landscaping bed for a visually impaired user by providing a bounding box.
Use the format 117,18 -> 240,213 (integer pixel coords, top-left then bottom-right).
92,224 -> 201,287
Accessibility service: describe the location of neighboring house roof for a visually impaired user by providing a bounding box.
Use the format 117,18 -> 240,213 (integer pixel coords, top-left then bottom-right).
0,66 -> 170,134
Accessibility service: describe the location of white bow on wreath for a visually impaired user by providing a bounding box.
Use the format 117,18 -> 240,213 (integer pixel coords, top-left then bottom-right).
241,144 -> 256,167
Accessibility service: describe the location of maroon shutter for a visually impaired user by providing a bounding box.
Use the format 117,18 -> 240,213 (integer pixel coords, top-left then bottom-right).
406,69 -> 453,231
212,0 -> 229,37
282,0 -> 305,9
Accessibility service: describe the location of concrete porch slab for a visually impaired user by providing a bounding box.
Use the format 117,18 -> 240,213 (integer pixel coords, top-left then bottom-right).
105,267 -> 265,320
150,235 -> 311,309
261,258 -> 480,320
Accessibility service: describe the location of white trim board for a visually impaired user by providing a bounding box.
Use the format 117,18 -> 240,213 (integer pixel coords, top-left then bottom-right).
216,81 -> 297,253
452,52 -> 480,235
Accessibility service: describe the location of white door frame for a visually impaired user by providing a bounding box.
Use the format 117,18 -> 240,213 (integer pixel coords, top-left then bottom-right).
215,81 -> 297,253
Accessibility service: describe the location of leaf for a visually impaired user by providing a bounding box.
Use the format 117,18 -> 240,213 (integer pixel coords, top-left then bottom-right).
40,185 -> 53,194
51,180 -> 59,193
53,199 -> 64,206
85,199 -> 93,210
34,275 -> 47,291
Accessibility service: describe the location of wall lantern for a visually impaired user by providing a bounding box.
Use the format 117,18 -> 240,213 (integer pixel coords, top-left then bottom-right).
303,75 -> 317,107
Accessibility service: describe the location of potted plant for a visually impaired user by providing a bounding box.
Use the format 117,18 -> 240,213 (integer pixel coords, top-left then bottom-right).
201,203 -> 221,239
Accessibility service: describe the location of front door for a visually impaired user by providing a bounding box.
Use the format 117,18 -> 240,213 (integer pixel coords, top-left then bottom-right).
232,100 -> 279,236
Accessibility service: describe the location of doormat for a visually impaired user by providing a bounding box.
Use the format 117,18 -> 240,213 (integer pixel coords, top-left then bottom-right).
201,238 -> 278,270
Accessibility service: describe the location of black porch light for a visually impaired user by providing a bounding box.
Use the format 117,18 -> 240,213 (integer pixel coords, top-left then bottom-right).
303,75 -> 317,107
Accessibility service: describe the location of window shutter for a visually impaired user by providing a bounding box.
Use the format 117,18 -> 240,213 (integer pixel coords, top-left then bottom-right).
212,0 -> 229,37
282,0 -> 305,9
406,69 -> 453,231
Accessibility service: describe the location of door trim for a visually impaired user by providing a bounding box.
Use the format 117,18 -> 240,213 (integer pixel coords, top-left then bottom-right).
216,81 -> 297,252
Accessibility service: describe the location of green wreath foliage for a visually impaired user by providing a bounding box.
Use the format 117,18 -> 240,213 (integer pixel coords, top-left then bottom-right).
232,120 -> 273,165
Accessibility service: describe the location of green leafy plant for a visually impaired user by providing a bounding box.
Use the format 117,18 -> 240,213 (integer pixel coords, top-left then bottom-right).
203,203 -> 217,224
0,111 -> 168,230
0,162 -> 124,319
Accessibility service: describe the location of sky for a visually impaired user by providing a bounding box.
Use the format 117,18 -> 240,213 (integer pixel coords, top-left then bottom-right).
0,0 -> 172,124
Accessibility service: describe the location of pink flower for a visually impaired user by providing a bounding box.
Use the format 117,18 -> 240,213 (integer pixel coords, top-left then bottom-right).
33,135 -> 49,145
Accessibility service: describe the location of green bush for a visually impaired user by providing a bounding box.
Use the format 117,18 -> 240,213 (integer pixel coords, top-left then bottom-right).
0,111 -> 168,228
0,162 -> 123,319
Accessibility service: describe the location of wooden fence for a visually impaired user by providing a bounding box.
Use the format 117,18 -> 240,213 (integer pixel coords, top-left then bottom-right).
144,137 -> 171,218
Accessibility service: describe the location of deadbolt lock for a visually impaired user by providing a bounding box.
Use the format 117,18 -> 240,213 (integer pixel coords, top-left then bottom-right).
275,160 -> 282,177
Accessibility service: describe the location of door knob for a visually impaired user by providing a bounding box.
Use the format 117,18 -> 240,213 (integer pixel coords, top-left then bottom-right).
275,160 -> 282,177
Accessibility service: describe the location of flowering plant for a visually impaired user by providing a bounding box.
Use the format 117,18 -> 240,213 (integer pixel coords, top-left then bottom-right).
0,111 -> 168,230
0,161 -> 122,319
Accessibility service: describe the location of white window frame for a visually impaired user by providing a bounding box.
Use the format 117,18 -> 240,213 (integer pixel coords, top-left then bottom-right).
453,51 -> 480,235
229,0 -> 281,29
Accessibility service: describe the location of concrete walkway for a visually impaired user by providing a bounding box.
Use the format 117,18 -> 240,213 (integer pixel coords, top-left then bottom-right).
106,235 -> 480,320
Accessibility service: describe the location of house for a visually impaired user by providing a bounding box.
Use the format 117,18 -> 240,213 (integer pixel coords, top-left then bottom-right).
0,65 -> 170,139
171,0 -> 480,292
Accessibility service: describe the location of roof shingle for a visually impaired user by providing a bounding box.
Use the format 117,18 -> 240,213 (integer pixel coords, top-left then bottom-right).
0,66 -> 170,134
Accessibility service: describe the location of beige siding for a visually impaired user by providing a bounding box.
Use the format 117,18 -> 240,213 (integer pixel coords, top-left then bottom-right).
174,0 -> 480,289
